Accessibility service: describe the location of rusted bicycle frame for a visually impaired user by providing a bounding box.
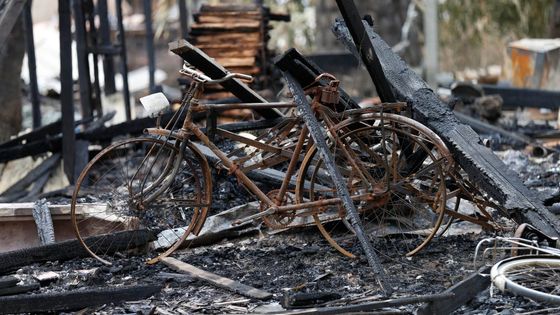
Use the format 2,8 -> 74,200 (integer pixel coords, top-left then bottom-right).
139,65 -> 506,262
144,72 -> 387,237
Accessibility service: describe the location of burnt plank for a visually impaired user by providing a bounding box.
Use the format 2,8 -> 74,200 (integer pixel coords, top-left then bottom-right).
0,276 -> 18,289
274,292 -> 454,315
416,267 -> 491,315
162,257 -> 272,300
333,20 -> 560,237
0,282 -> 39,297
168,39 -> 282,119
0,229 -> 156,275
0,153 -> 60,197
0,285 -> 161,314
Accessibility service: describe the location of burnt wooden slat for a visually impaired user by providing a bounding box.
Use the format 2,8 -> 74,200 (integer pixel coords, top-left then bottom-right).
169,39 -> 282,119
0,230 -> 156,275
162,257 -> 272,300
0,285 -> 161,314
416,267 -> 491,315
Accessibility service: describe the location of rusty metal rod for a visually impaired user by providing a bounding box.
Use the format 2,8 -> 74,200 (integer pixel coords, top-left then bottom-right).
194,102 -> 296,112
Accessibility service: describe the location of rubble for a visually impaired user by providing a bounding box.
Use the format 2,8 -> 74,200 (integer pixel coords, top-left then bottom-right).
0,0 -> 559,314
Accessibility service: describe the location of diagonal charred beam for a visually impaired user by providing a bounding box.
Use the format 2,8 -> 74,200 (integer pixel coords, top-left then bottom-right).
284,72 -> 392,296
169,39 -> 282,119
332,19 -> 560,237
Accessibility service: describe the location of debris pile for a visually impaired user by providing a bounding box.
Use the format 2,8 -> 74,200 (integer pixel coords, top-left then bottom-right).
0,0 -> 559,314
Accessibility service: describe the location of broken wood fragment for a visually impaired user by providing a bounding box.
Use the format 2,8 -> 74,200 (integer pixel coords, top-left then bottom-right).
161,257 -> 273,300
169,39 -> 282,119
416,267 -> 491,315
0,281 -> 39,297
282,291 -> 341,309
0,153 -> 60,199
0,276 -> 18,289
0,230 -> 156,275
273,292 -> 455,314
0,285 -> 161,314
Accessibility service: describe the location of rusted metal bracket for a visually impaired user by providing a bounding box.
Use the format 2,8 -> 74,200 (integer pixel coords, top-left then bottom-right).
284,72 -> 393,296
169,39 -> 282,119
332,18 -> 560,237
274,48 -> 361,112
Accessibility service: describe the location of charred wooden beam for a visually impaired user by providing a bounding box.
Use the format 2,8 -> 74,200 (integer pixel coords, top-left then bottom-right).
275,292 -> 455,315
0,229 -> 156,275
0,282 -> 39,297
169,39 -> 282,119
59,0 -> 76,183
481,84 -> 560,109
0,276 -> 18,289
0,285 -> 161,314
333,19 -> 560,237
334,0 -> 395,103
416,267 -> 490,315
0,153 -> 60,198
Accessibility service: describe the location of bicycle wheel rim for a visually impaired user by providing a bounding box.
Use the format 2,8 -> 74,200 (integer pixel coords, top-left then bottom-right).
491,256 -> 560,304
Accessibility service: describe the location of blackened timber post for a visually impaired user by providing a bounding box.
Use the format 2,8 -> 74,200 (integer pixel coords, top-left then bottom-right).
23,0 -> 41,128
59,0 -> 77,183
335,0 -> 396,103
116,0 -> 131,121
73,0 -> 94,120
85,0 -> 103,117
97,0 -> 116,94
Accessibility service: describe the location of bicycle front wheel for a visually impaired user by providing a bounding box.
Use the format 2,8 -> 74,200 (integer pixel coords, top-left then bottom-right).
71,137 -> 212,265
491,256 -> 560,304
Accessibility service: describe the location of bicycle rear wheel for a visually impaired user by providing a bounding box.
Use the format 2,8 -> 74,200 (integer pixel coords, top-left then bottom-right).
296,113 -> 451,257
71,137 -> 212,265
491,256 -> 560,304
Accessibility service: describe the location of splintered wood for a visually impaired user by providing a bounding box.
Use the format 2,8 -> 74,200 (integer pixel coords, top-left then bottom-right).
161,257 -> 272,300
188,4 -> 284,99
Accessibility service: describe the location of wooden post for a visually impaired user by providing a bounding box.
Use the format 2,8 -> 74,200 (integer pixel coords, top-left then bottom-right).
58,0 -> 76,183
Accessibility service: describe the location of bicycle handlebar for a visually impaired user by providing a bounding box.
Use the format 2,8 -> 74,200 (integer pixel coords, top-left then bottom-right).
180,64 -> 253,84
